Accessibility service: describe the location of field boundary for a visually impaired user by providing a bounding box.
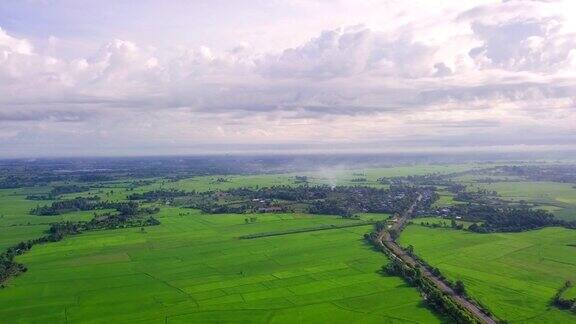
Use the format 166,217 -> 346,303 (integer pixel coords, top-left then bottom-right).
239,221 -> 375,239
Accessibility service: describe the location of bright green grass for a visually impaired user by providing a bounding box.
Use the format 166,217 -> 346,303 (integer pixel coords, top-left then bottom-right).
0,225 -> 48,251
563,286 -> 576,300
0,188 -> 48,226
0,208 -> 441,323
400,226 -> 576,323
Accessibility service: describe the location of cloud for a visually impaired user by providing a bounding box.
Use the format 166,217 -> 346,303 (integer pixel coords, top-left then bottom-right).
257,25 -> 449,79
0,0 -> 576,157
0,27 -> 33,54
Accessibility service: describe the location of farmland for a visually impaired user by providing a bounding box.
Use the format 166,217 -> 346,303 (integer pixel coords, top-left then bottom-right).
464,180 -> 576,221
6,1 -> 576,322
0,164 -> 459,323
0,209 -> 441,323
1,160 -> 576,323
400,226 -> 576,322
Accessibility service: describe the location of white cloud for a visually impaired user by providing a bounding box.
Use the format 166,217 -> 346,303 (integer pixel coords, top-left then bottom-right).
0,27 -> 33,55
0,0 -> 576,157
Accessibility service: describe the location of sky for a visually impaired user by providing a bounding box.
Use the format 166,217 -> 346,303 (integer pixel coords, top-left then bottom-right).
1,0 -> 576,157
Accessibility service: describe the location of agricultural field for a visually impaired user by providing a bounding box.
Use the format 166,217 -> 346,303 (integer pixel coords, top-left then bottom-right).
1,164 -> 476,255
1,164 -> 473,323
465,181 -> 576,221
0,208 -> 442,323
400,226 -> 576,322
5,1 -> 576,322
1,161 -> 576,323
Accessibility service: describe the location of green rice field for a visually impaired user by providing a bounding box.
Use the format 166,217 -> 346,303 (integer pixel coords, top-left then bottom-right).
1,163 -> 575,323
0,209 -> 441,323
467,181 -> 576,221
400,226 -> 576,322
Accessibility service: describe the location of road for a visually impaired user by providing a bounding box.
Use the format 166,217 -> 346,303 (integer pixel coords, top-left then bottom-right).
374,195 -> 498,324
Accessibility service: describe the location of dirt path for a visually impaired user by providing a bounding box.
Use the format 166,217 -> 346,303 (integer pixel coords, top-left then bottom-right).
375,195 -> 498,324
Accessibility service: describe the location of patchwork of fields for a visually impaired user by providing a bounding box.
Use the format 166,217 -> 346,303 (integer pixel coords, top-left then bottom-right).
400,226 -> 576,323
466,181 -> 576,221
1,163 -> 576,323
1,209 -> 441,323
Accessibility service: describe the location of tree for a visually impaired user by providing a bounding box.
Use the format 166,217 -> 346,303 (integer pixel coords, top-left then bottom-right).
454,280 -> 466,295
389,229 -> 399,240
406,244 -> 414,255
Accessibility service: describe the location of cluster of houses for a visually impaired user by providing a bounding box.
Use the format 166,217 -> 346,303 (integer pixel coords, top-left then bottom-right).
251,198 -> 285,213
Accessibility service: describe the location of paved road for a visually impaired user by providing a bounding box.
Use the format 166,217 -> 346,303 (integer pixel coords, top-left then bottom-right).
374,195 -> 498,324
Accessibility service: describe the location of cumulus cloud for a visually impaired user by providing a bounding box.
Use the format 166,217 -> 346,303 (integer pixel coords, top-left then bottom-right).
0,0 -> 576,156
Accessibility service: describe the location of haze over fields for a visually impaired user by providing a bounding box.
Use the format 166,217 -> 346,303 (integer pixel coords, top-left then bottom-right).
1,0 -> 576,157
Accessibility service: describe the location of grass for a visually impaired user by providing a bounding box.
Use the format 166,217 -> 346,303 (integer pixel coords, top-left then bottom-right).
399,225 -> 576,323
0,225 -> 49,251
432,192 -> 455,208
562,286 -> 576,300
0,208 -> 442,323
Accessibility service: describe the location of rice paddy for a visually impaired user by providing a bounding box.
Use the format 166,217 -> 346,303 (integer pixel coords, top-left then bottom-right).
1,163 -> 575,323
0,209 -> 441,323
400,226 -> 576,323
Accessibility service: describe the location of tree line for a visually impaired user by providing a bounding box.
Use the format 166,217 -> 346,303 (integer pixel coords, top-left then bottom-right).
383,258 -> 483,323
467,208 -> 576,233
127,189 -> 190,202
26,184 -> 90,200
29,197 -> 149,217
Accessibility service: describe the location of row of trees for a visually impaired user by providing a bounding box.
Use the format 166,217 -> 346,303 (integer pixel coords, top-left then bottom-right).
308,200 -> 352,217
29,197 -> 145,217
365,221 -> 493,323
127,189 -> 189,202
26,184 -> 90,200
435,200 -> 576,233
416,219 -> 465,230
30,196 -> 102,215
468,208 -> 576,233
0,245 -> 29,286
383,258 -> 480,323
